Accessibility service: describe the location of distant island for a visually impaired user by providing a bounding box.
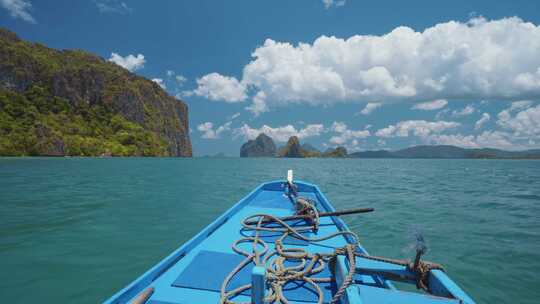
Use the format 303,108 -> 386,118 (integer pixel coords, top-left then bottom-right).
240,133 -> 540,159
349,145 -> 540,159
0,28 -> 192,157
240,133 -> 277,157
240,133 -> 348,158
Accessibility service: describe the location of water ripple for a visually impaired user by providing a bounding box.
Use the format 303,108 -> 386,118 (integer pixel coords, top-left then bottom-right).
0,158 -> 539,303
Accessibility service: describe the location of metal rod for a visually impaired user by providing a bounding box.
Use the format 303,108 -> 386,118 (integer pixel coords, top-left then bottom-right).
246,207 -> 374,225
413,249 -> 423,270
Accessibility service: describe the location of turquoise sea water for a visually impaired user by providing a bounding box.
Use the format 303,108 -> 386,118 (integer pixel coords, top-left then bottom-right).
1,157 -> 539,303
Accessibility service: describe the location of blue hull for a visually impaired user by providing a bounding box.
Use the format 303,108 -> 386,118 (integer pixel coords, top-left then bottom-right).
103,180 -> 475,304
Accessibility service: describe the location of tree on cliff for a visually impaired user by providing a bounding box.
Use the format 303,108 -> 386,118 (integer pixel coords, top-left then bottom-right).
0,28 -> 191,156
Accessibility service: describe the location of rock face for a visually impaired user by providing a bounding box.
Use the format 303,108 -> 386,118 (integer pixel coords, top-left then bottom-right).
275,137 -> 323,158
240,134 -> 350,158
0,28 -> 191,156
322,146 -> 348,158
301,143 -> 319,153
240,133 -> 276,157
279,136 -> 304,158
301,143 -> 322,157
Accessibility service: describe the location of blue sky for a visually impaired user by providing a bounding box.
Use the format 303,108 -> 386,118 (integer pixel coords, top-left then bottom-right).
1,0 -> 540,156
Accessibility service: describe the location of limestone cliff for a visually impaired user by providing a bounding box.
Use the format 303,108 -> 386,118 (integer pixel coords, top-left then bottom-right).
0,28 -> 191,156
278,136 -> 304,158
240,133 -> 276,157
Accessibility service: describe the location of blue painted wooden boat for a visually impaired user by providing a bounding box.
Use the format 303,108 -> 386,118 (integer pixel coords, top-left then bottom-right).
104,171 -> 475,304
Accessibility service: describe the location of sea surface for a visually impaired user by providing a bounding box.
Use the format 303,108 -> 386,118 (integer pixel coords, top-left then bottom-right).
1,157 -> 539,303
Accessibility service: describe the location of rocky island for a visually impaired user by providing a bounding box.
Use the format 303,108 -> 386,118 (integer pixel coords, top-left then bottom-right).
240,133 -> 347,158
278,136 -> 304,158
240,133 -> 540,159
0,28 -> 191,157
240,133 -> 276,157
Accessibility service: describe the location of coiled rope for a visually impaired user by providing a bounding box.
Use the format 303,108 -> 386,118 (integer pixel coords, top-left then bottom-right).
219,185 -> 444,304
220,190 -> 362,304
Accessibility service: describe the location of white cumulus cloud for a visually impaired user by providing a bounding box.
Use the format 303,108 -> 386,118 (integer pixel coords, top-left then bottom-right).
329,122 -> 370,145
360,102 -> 382,115
200,17 -> 540,114
322,0 -> 346,9
1,0 -> 36,23
165,70 -> 188,86
497,100 -> 533,124
246,91 -> 269,116
428,101 -> 539,150
452,104 -> 476,117
427,131 -> 520,150
474,112 -> 491,130
509,100 -> 533,111
426,134 -> 478,148
514,68 -> 540,91
151,78 -> 166,89
108,53 -> 145,72
197,121 -> 232,139
234,123 -> 324,142
375,120 -> 460,138
94,0 -> 132,15
497,103 -> 540,137
412,99 -> 448,111
228,112 -> 241,120
193,73 -> 247,103
175,75 -> 187,86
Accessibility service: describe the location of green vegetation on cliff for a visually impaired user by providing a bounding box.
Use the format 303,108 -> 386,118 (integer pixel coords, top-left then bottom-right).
0,88 -> 168,156
0,28 -> 191,156
322,146 -> 348,158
